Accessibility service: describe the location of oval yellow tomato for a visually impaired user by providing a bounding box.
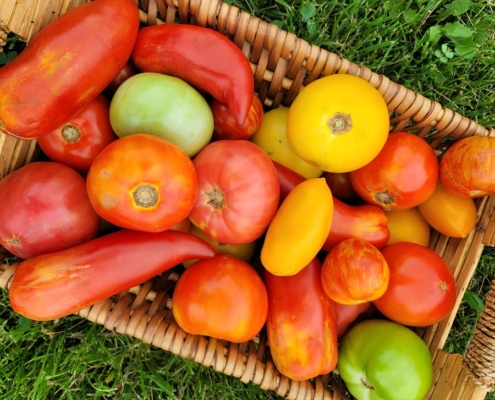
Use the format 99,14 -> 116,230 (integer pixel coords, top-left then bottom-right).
418,179 -> 477,238
261,178 -> 333,276
182,224 -> 257,268
250,107 -> 323,179
386,208 -> 431,247
286,74 -> 390,173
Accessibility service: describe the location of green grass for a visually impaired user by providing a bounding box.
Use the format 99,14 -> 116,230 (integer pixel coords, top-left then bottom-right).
1,0 -> 495,399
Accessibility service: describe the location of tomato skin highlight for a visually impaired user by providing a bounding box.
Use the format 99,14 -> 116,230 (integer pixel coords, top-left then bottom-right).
265,257 -> 338,381
9,230 -> 215,321
132,24 -> 254,126
0,0 -> 140,139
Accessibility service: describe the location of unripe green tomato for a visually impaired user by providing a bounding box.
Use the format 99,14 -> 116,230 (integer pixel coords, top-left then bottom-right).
109,72 -> 214,157
338,319 -> 433,400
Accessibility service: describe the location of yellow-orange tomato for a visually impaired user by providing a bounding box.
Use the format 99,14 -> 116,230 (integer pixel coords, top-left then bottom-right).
321,239 -> 390,305
250,107 -> 323,179
182,224 -> 257,268
286,74 -> 389,173
261,178 -> 333,276
418,179 -> 477,238
172,254 -> 268,343
386,208 -> 431,246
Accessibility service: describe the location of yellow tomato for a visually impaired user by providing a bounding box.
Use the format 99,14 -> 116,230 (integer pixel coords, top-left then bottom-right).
286,74 -> 390,173
261,178 -> 333,276
183,224 -> 257,268
386,208 -> 431,247
418,179 -> 477,238
250,107 -> 323,179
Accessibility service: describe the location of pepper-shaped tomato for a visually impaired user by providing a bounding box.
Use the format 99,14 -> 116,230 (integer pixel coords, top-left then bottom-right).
261,178 -> 333,276
338,319 -> 433,400
265,257 -> 338,381
86,133 -> 198,232
9,230 -> 215,321
172,254 -> 268,343
0,0 -> 140,139
132,24 -> 254,126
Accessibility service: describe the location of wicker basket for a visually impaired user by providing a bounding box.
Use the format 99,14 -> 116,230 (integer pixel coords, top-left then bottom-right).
1,0 -> 495,399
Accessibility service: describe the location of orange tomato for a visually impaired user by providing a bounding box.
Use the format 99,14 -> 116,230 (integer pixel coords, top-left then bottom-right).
386,208 -> 431,246
418,179 -> 477,238
286,74 -> 389,173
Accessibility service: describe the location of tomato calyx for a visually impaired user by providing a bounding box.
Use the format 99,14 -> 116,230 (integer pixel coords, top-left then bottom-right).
132,184 -> 159,208
7,237 -> 20,246
60,124 -> 81,143
328,112 -> 352,135
374,190 -> 396,209
205,187 -> 225,209
361,375 -> 375,390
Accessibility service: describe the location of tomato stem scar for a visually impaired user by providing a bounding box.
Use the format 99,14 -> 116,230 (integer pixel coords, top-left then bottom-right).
328,112 -> 352,135
374,190 -> 395,209
205,187 -> 225,209
7,237 -> 20,246
132,184 -> 159,208
61,124 -> 82,143
361,375 -> 375,390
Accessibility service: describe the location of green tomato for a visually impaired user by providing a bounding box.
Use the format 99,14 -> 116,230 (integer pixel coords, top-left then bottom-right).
337,319 -> 433,400
109,72 -> 214,157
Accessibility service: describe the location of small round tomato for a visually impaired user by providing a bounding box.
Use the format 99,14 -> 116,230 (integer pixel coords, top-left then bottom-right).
37,95 -> 118,173
418,179 -> 476,238
106,58 -> 139,93
286,74 -> 390,173
349,132 -> 439,211
170,217 -> 191,233
182,224 -> 257,268
386,208 -> 431,247
440,136 -> 495,198
172,254 -> 268,343
373,242 -> 456,327
189,140 -> 280,245
0,162 -> 100,259
86,133 -> 197,232
324,172 -> 356,200
211,94 -> 263,140
321,239 -> 390,305
332,301 -> 375,340
250,106 -> 323,179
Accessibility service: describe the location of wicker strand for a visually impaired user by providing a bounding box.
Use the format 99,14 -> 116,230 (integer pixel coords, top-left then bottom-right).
465,280 -> 495,391
0,20 -> 9,52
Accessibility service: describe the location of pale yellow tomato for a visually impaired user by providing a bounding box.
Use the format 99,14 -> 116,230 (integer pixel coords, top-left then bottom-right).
418,179 -> 477,238
250,107 -> 323,179
261,178 -> 333,276
386,208 -> 431,247
183,224 -> 257,268
286,74 -> 390,173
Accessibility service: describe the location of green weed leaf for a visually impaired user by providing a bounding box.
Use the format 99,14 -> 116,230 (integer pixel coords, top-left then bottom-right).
0,52 -> 6,65
455,43 -> 476,58
444,22 -> 473,38
463,289 -> 484,313
271,20 -> 284,29
6,51 -> 17,63
402,10 -> 417,23
301,6 -> 316,21
427,25 -> 442,45
445,0 -> 471,16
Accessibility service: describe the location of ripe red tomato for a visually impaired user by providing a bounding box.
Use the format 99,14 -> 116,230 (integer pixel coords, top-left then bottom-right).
373,242 -> 456,327
321,239 -> 390,305
105,58 -> 139,93
37,95 -> 118,173
86,133 -> 197,232
172,254 -> 268,343
189,140 -> 280,244
0,162 -> 100,259
211,94 -> 264,140
349,132 -> 439,211
332,301 -> 375,339
324,172 -> 356,200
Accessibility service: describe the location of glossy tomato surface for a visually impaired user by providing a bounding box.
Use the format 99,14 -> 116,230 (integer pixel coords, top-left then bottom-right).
86,133 -> 197,232
386,207 -> 431,246
349,132 -> 439,211
37,95 -> 118,173
189,140 -> 280,245
324,172 -> 356,200
373,242 -> 456,326
0,162 -> 99,259
172,254 -> 268,343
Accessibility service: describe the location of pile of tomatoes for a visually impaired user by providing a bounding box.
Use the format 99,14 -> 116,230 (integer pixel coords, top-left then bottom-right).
1,1 -> 495,399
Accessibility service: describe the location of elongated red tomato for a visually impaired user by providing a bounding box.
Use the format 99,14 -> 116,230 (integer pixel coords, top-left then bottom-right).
37,95 -> 118,173
9,230 -> 215,321
132,24 -> 254,125
265,257 -> 338,380
0,0 -> 140,139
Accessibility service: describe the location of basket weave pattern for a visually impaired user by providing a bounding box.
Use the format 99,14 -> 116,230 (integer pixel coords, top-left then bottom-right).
1,0 -> 495,399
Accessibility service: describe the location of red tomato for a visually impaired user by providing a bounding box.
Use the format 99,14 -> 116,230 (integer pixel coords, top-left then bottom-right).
0,162 -> 99,259
172,254 -> 268,343
211,94 -> 264,140
272,160 -> 306,202
349,132 -> 439,211
105,58 -> 139,93
321,239 -> 390,305
373,242 -> 456,327
189,140 -> 280,244
324,172 -> 356,200
37,95 -> 118,173
86,133 -> 197,232
332,301 -> 375,340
